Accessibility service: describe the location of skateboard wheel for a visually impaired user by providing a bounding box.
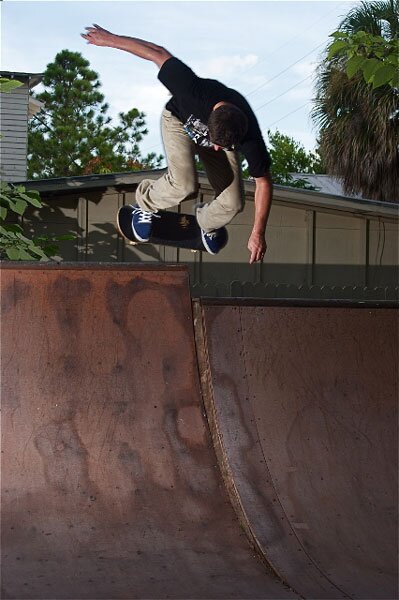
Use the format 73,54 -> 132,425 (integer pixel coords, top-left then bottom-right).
129,241 -> 138,246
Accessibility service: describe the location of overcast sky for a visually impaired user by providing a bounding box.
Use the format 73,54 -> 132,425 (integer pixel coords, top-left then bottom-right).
2,0 -> 361,160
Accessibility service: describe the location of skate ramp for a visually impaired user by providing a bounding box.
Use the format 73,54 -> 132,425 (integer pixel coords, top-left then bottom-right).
1,265 -> 294,600
1,264 -> 397,600
197,302 -> 398,600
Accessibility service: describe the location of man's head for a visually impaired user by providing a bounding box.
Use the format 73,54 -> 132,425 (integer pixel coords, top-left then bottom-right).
208,103 -> 248,150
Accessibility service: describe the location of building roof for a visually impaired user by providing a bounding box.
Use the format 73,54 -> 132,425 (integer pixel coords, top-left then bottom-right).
0,71 -> 43,88
18,170 -> 399,220
290,173 -> 368,201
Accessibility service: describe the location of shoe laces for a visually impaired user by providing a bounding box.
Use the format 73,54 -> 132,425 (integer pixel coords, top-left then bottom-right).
131,205 -> 160,224
205,231 -> 217,240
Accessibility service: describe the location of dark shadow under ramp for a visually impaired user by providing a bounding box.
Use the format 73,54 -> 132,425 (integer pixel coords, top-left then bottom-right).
198,302 -> 398,600
1,265 -> 295,600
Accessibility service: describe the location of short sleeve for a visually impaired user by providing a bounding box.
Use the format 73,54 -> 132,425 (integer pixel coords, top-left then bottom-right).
158,57 -> 199,96
240,138 -> 272,178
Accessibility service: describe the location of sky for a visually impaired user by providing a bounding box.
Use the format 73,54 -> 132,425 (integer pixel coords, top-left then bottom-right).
1,0 -> 362,161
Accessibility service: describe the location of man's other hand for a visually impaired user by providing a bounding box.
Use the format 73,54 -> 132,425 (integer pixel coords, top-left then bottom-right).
248,232 -> 267,264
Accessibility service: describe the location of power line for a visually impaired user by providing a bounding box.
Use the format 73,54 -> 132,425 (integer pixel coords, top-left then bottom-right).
254,73 -> 313,112
265,102 -> 310,131
225,1 -> 347,87
245,41 -> 324,100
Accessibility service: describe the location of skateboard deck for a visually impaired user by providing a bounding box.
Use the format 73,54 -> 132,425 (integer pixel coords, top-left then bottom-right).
117,205 -> 228,253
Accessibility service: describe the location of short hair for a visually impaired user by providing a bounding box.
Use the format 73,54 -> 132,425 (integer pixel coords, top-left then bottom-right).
208,104 -> 248,149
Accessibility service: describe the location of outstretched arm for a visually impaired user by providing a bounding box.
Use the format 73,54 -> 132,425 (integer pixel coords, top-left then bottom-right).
81,24 -> 173,68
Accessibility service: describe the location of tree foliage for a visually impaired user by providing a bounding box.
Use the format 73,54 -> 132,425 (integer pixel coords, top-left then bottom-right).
0,77 -> 71,260
0,183 -> 72,260
266,130 -> 324,188
28,50 -> 162,179
312,0 -> 399,203
328,30 -> 398,89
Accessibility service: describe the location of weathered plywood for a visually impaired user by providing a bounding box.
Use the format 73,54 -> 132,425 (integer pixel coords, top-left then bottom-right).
200,303 -> 398,599
1,265 -> 295,600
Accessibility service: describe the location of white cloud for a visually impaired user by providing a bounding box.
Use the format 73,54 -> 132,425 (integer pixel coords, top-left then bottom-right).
107,82 -> 169,119
195,54 -> 259,79
291,61 -> 318,78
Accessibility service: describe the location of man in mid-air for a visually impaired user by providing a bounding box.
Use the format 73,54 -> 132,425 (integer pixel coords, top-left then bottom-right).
82,24 -> 273,263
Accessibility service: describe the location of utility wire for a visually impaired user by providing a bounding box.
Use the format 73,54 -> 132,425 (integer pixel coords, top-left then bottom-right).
224,0 -> 347,87
254,73 -> 313,112
245,41 -> 324,99
265,102 -> 310,131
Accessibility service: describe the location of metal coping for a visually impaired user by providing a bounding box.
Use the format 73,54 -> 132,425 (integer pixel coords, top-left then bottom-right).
196,297 -> 399,309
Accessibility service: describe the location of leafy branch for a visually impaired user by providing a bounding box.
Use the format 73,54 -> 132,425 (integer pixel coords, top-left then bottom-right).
0,183 -> 72,260
328,30 -> 399,88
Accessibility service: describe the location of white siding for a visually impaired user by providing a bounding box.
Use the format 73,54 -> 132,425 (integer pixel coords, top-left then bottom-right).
0,85 -> 29,181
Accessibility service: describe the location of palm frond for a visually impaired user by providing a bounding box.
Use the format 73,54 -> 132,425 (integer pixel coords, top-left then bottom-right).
311,0 -> 399,202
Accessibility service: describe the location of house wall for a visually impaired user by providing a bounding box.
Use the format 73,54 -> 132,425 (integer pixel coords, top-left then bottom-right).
22,173 -> 398,300
0,85 -> 29,182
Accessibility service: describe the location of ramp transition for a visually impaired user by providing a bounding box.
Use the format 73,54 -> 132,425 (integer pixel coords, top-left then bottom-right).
1,264 -> 397,599
195,301 -> 398,599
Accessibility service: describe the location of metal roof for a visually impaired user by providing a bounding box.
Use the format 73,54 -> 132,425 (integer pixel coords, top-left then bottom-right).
290,173 -> 368,200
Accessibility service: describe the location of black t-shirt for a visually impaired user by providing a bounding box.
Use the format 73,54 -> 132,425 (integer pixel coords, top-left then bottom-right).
158,57 -> 271,178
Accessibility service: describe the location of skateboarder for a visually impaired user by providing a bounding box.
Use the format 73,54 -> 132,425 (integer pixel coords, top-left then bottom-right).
82,25 -> 273,263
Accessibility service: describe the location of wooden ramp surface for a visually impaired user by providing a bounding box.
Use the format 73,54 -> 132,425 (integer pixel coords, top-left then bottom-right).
198,302 -> 398,600
1,264 -> 397,599
1,265 -> 294,600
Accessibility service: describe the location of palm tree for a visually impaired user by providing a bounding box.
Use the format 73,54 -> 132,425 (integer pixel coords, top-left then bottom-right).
312,0 -> 398,203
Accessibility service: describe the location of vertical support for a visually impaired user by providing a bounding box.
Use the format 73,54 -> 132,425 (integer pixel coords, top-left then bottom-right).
361,219 -> 370,288
77,195 -> 88,261
306,210 -> 316,286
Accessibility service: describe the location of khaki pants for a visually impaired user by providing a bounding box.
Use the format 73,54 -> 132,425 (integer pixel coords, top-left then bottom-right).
136,108 -> 244,232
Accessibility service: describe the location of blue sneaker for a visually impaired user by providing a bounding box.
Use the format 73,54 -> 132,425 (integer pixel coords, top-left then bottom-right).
201,227 -> 228,255
130,204 -> 157,242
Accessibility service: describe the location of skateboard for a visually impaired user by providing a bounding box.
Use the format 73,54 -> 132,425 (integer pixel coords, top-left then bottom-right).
117,205 -> 228,253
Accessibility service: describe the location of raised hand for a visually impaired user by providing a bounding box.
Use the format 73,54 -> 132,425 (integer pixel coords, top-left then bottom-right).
81,24 -> 115,47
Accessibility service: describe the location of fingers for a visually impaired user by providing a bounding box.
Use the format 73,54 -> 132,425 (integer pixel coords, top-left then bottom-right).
248,245 -> 266,264
81,25 -> 109,45
85,24 -> 110,33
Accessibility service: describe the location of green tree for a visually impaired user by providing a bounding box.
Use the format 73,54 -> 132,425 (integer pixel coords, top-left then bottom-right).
28,50 -> 162,179
328,30 -> 398,89
312,0 -> 399,203
266,130 -> 324,188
